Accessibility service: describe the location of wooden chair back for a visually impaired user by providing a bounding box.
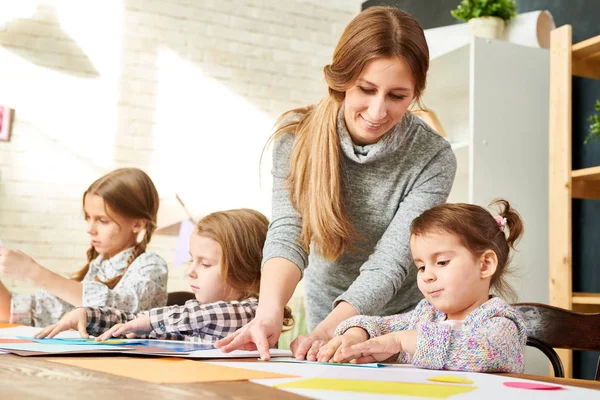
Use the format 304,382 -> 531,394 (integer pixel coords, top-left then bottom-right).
513,303 -> 600,380
167,291 -> 196,306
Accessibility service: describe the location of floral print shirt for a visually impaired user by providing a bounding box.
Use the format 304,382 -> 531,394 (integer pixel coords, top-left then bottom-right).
10,247 -> 168,327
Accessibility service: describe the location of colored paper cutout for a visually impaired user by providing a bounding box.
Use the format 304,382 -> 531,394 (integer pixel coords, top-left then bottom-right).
269,357 -> 388,368
0,322 -> 22,329
276,378 -> 477,398
157,348 -> 293,358
21,337 -> 128,345
0,326 -> 81,339
107,338 -> 213,352
49,357 -> 296,383
0,343 -> 131,353
503,381 -> 563,390
427,376 -> 474,384
89,339 -> 127,344
0,338 -> 35,344
22,337 -> 212,352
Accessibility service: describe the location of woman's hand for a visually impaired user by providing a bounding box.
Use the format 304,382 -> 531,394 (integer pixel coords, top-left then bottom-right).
316,327 -> 369,363
35,308 -> 89,339
215,308 -> 283,361
95,315 -> 152,341
336,331 -> 408,363
0,247 -> 41,283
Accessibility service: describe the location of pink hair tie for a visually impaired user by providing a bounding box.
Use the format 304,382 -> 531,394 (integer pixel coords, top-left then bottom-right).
494,216 -> 507,232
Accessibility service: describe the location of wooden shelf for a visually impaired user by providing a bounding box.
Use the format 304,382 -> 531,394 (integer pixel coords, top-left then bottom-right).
572,166 -> 600,180
572,292 -> 600,305
572,34 -> 600,60
571,167 -> 600,199
572,34 -> 600,80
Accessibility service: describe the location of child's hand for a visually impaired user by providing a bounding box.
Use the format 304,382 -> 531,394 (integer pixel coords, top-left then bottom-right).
316,328 -> 369,363
96,315 -> 151,341
0,247 -> 40,283
337,331 -> 406,363
290,332 -> 328,361
35,308 -> 89,339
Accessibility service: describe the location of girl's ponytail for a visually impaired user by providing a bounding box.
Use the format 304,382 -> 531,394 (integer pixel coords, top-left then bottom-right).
492,199 -> 524,250
282,305 -> 295,332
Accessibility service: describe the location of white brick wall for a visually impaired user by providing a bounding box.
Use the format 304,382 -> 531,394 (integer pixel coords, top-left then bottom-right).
0,0 -> 362,295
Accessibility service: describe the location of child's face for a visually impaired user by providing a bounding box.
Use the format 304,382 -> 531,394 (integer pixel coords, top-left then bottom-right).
410,232 -> 492,321
186,233 -> 239,304
83,194 -> 140,258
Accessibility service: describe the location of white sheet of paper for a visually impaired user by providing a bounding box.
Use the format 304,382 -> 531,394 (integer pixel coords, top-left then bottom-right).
211,362 -> 598,400
0,326 -> 82,339
268,357 -> 387,368
146,348 -> 293,358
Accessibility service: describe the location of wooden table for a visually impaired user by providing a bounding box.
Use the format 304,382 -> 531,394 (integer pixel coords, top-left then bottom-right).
1,354 -> 599,399
0,354 -> 307,399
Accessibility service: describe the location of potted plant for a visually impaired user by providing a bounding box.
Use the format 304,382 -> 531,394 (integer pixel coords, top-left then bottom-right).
584,100 -> 600,144
451,0 -> 518,40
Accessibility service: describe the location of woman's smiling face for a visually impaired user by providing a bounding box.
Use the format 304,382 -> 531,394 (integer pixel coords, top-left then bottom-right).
343,57 -> 415,146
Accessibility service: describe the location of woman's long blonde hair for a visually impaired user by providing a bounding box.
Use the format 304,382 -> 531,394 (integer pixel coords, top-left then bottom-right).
195,209 -> 294,328
71,168 -> 159,289
269,7 -> 430,260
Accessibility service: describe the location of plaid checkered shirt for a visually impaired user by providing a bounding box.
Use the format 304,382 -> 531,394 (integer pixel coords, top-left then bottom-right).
85,297 -> 258,344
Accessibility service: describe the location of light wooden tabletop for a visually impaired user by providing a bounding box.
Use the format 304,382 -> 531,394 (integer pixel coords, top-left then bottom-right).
1,354 -> 599,399
0,354 -> 308,399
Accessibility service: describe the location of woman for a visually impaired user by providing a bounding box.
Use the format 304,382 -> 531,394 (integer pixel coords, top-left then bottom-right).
216,6 -> 456,360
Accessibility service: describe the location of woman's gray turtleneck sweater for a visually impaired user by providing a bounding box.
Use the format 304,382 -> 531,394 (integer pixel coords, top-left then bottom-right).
263,107 -> 457,330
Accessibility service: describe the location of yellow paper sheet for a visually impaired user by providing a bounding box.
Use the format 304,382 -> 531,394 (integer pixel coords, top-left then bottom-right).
276,377 -> 477,398
428,376 -> 475,384
48,357 -> 295,383
0,322 -> 22,328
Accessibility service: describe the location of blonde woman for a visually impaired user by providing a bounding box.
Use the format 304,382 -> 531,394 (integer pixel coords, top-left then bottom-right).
217,6 -> 456,360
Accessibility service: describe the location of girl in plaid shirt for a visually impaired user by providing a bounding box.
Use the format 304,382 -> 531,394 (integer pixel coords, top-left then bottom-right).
317,200 -> 528,373
37,209 -> 294,344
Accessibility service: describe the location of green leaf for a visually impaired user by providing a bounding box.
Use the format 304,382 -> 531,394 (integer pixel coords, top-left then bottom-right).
584,99 -> 600,143
450,0 -> 518,22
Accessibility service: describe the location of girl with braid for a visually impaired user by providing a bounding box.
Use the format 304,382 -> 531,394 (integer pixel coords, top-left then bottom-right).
0,168 -> 168,327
